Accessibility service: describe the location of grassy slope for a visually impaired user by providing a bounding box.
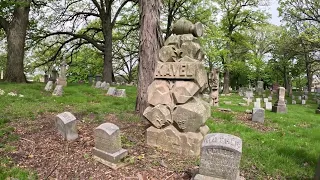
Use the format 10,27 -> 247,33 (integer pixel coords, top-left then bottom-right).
0,83 -> 319,179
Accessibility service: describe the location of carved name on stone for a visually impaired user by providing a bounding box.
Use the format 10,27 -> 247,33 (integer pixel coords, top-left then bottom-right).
154,62 -> 198,79
199,133 -> 242,180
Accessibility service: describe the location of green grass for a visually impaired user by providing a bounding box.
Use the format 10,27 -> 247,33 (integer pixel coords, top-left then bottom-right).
0,83 -> 319,179
211,92 -> 320,179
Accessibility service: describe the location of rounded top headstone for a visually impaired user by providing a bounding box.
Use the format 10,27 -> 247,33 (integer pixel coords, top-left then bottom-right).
95,123 -> 119,135
202,133 -> 242,153
56,112 -> 76,124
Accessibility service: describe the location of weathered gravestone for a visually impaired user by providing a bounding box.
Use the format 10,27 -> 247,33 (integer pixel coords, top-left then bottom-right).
52,85 -> 63,96
95,81 -> 102,88
263,98 -> 268,104
265,102 -> 272,110
57,59 -> 67,86
254,101 -> 261,108
144,18 -> 210,156
194,133 -> 242,180
302,99 -> 306,105
55,112 -> 78,140
252,108 -> 265,123
272,87 -> 287,113
256,81 -> 264,95
103,83 -> 110,90
100,81 -> 107,89
298,96 -> 302,100
114,89 -> 126,97
93,123 -> 128,169
292,100 -> 296,104
107,87 -> 117,96
44,81 -> 53,91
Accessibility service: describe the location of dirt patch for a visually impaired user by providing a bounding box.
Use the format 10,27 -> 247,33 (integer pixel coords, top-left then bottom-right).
235,113 -> 276,132
3,113 -> 199,180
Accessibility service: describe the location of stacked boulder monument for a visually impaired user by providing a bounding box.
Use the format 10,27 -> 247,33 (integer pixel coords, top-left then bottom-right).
143,18 -> 210,156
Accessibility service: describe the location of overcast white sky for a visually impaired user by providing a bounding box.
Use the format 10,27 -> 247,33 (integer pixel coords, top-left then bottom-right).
266,0 -> 282,25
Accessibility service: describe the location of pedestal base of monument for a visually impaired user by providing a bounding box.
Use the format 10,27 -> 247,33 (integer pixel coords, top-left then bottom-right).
194,174 -> 245,180
93,147 -> 128,170
272,105 -> 287,113
146,125 -> 209,156
57,78 -> 67,86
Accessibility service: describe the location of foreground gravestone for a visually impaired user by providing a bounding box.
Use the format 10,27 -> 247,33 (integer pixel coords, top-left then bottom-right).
272,87 -> 287,113
144,18 -> 210,156
194,133 -> 242,180
44,81 -> 53,91
252,108 -> 265,123
93,123 -> 128,170
56,112 -> 78,140
52,85 -> 63,96
107,87 -> 117,96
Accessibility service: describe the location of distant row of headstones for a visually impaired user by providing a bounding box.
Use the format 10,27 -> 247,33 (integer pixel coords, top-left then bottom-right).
56,111 -> 244,179
44,81 -> 64,96
93,81 -> 126,98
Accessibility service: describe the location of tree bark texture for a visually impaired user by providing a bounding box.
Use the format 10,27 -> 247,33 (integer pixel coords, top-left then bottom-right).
101,2 -> 114,83
223,68 -> 230,94
136,0 -> 162,116
4,0 -> 30,83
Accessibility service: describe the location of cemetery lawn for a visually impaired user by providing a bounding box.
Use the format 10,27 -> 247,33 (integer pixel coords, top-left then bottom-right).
0,83 -> 319,179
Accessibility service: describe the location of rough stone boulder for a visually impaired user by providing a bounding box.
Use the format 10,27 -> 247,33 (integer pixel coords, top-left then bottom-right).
159,45 -> 180,62
172,98 -> 210,132
164,34 -> 181,47
146,125 -> 206,156
143,105 -> 172,128
147,80 -> 172,107
172,81 -> 200,104
181,41 -> 202,60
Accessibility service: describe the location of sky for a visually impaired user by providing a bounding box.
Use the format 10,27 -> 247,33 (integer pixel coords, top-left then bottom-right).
266,0 -> 282,25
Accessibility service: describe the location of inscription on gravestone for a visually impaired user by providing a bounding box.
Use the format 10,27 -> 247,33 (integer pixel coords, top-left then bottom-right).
199,133 -> 242,180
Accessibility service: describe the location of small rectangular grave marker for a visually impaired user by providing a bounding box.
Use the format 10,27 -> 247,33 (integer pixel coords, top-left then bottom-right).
93,123 -> 128,170
44,81 -> 53,91
252,108 -> 265,123
254,101 -> 261,108
95,81 -> 102,88
56,112 -> 78,140
302,100 -> 306,105
107,87 -> 116,96
195,133 -> 242,180
114,89 -> 126,97
265,102 -> 272,110
52,85 -> 63,96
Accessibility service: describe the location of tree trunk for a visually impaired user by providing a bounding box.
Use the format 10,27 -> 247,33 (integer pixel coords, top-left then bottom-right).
4,0 -> 30,83
136,0 -> 162,117
223,68 -> 230,94
101,5 -> 113,83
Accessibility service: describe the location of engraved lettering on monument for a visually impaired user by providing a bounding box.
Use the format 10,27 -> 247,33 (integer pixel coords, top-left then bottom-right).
154,62 -> 197,79
199,133 -> 242,180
